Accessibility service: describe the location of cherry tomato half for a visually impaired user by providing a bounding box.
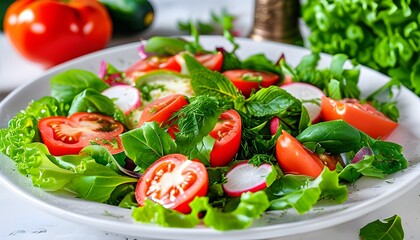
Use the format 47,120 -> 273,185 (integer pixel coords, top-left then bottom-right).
275,130 -> 326,178
209,109 -> 242,167
38,112 -> 124,156
194,51 -> 224,72
138,94 -> 189,127
135,154 -> 208,213
125,56 -> 181,80
222,69 -> 280,97
4,0 -> 112,68
320,96 -> 398,139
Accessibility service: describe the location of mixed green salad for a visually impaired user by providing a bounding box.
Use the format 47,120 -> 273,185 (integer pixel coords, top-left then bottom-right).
0,32 -> 408,231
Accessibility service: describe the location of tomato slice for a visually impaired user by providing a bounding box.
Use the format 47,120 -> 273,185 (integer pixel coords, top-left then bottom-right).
38,112 -> 124,156
125,56 -> 181,79
275,130 -> 326,178
135,154 -> 208,213
209,109 -> 242,167
222,69 -> 280,97
320,96 -> 398,139
138,94 -> 189,127
194,51 -> 224,71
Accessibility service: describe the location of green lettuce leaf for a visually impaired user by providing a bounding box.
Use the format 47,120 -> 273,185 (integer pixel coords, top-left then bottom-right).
132,191 -> 270,231
25,143 -> 137,202
269,168 -> 348,214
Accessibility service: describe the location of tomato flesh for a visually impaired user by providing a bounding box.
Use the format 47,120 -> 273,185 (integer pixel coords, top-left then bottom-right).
135,154 -> 208,213
125,56 -> 181,79
209,109 -> 242,167
275,130 -> 325,178
321,96 -> 398,139
195,52 -> 224,71
223,69 -> 280,97
138,94 -> 188,127
38,112 -> 124,156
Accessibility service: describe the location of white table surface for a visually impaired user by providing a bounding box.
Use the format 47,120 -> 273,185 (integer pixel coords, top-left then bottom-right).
1,1 -> 419,239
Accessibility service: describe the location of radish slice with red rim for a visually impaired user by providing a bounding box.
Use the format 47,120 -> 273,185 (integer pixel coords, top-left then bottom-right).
280,82 -> 325,123
223,161 -> 274,197
102,85 -> 142,115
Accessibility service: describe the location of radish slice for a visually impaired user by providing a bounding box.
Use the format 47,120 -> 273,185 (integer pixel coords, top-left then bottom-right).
102,85 -> 142,115
223,161 -> 274,197
269,117 -> 280,135
280,82 -> 325,123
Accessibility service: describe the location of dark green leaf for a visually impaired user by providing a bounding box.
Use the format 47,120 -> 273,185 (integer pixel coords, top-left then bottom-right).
360,215 -> 404,240
120,122 -> 177,172
50,69 -> 109,104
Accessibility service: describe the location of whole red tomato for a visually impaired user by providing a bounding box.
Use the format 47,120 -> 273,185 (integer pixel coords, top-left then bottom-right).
3,0 -> 112,68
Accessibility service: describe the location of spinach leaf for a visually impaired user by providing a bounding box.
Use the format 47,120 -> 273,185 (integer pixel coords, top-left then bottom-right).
120,122 -> 177,172
238,86 -> 310,136
68,88 -> 116,116
296,120 -> 362,154
241,54 -> 283,76
50,69 -> 109,104
359,215 -> 404,240
144,36 -> 188,56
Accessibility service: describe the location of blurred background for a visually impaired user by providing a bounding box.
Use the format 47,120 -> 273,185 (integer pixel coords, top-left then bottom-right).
0,0 -> 254,99
2,0 -> 420,101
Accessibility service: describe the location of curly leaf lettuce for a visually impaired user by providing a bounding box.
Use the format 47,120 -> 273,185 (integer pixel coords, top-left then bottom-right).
132,191 -> 270,231
302,0 -> 420,95
25,143 -> 137,202
0,96 -> 66,173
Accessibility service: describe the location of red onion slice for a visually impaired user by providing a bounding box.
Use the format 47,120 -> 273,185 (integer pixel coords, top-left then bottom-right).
352,147 -> 373,163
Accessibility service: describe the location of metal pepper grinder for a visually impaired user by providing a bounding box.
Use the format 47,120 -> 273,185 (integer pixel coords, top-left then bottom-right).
250,0 -> 303,46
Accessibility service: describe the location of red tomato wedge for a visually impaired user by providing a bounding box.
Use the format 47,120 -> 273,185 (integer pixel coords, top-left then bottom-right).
275,130 -> 325,178
194,52 -> 224,71
138,94 -> 188,127
175,51 -> 224,73
125,56 -> 181,79
135,154 -> 208,213
209,109 -> 242,167
38,112 -> 124,156
222,69 -> 280,97
320,96 -> 398,139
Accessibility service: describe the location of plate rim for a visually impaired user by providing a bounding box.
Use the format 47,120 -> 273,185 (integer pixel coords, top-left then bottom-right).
1,35 -> 419,239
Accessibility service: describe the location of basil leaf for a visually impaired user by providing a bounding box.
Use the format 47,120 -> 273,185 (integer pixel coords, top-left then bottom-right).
50,69 -> 109,104
185,54 -> 243,104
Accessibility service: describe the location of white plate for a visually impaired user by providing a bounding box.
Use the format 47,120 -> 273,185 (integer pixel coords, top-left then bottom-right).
0,36 -> 419,240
